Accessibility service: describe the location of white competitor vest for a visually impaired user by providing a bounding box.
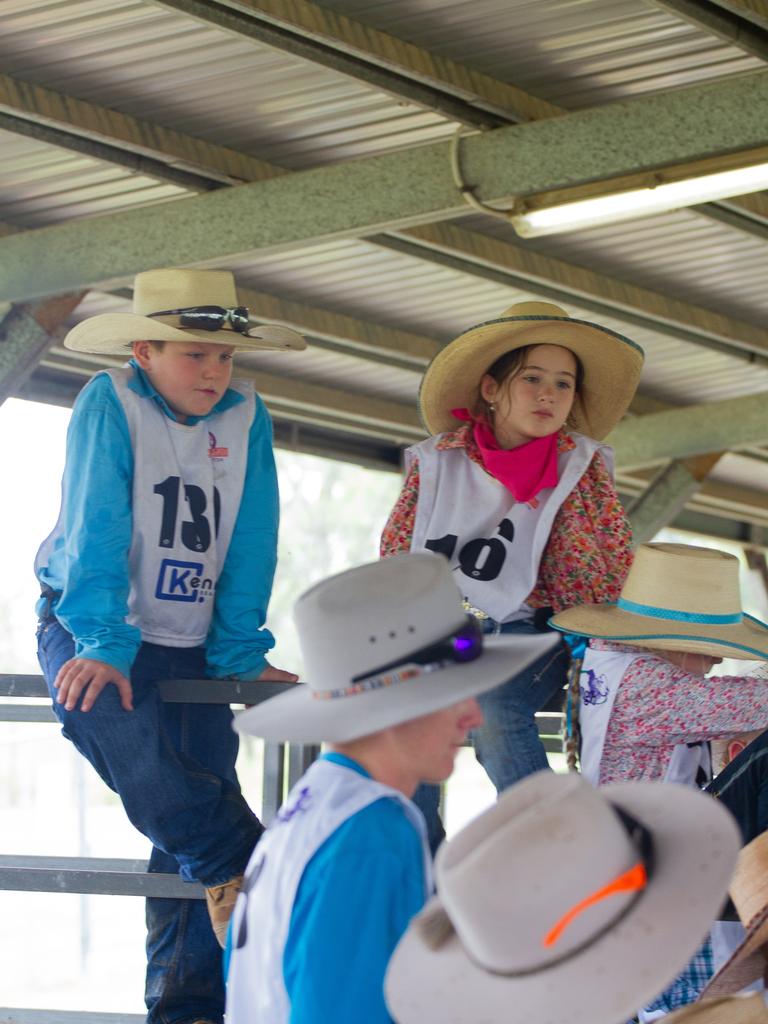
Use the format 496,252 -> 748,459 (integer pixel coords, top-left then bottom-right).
408,431 -> 606,623
579,647 -> 711,787
226,757 -> 432,1024
65,368 -> 253,647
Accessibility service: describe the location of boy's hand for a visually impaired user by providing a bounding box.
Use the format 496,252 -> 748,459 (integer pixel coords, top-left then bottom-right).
257,664 -> 299,684
54,658 -> 133,712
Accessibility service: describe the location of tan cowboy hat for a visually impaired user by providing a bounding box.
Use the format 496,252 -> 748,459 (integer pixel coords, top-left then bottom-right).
701,832 -> 768,998
385,771 -> 740,1024
418,300 -> 644,440
234,552 -> 558,744
63,268 -> 306,353
668,995 -> 768,1023
550,543 -> 768,660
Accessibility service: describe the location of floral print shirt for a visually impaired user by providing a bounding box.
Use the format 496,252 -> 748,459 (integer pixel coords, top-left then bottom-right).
592,639 -> 768,785
379,426 -> 633,613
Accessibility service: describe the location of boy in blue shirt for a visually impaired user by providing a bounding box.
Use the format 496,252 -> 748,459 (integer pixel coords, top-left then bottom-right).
35,268 -> 305,1024
225,552 -> 558,1023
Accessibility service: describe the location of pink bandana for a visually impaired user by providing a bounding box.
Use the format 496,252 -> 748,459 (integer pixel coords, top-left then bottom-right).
451,408 -> 560,503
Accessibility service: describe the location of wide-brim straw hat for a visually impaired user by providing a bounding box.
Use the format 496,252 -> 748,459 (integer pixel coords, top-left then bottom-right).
550,543 -> 768,660
700,832 -> 768,998
63,268 -> 306,353
385,772 -> 740,1024
668,995 -> 768,1023
419,300 -> 644,440
234,552 -> 558,744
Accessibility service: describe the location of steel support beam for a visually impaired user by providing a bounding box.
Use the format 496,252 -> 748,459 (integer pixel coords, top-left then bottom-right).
0,73 -> 282,186
40,350 -> 424,443
0,293 -> 87,405
608,392 -> 768,469
151,0 -> 562,126
386,222 -> 768,364
652,0 -> 768,60
1,69 -> 767,303
626,453 -> 724,543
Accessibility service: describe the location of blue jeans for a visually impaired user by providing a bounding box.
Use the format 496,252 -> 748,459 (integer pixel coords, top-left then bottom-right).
413,618 -> 569,854
37,616 -> 264,1024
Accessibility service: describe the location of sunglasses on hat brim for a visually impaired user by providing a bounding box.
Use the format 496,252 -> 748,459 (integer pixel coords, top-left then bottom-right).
149,305 -> 263,337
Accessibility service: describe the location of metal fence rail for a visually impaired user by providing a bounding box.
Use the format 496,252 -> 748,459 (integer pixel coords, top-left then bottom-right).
1,673 -> 564,1022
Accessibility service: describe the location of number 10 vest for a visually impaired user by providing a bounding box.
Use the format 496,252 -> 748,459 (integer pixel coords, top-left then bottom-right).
408,432 -> 606,623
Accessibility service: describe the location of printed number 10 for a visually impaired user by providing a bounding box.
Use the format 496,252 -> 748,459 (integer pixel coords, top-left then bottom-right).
425,518 -> 515,582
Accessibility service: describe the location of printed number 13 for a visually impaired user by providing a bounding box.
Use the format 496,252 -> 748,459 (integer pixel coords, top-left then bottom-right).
154,475 -> 221,552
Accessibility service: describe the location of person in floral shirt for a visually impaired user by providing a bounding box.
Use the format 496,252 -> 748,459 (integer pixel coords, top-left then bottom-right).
381,300 -> 644,849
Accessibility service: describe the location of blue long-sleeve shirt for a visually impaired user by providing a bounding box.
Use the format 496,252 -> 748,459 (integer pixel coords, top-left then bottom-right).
35,361 -> 278,679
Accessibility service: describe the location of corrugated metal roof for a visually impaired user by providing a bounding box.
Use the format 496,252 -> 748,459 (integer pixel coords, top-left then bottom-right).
0,0 -> 456,169
318,0 -> 764,107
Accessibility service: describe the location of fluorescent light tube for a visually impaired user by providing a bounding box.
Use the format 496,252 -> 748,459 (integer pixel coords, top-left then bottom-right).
511,161 -> 768,237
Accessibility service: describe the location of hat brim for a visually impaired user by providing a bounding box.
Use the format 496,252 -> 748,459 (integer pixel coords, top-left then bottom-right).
63,313 -> 306,353
385,782 -> 740,1024
234,633 -> 559,743
700,908 -> 768,998
419,315 -> 644,440
550,606 -> 768,661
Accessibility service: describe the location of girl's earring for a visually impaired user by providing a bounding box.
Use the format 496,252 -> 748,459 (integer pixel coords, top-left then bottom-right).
489,402 -> 496,414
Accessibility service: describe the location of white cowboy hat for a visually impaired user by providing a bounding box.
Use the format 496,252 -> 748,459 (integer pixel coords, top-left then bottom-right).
418,300 -> 644,440
701,832 -> 768,998
385,771 -> 740,1024
668,995 -> 768,1023
63,268 -> 306,353
234,552 -> 558,743
550,543 -> 768,660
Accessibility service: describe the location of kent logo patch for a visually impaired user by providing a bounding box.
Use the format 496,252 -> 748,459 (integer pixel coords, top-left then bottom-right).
155,558 -> 214,603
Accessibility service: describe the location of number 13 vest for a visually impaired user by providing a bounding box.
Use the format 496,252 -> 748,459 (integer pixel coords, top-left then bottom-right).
408,432 -> 607,623
108,368 -> 254,647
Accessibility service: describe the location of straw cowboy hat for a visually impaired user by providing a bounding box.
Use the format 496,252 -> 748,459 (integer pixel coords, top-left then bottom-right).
667,995 -> 768,1023
550,543 -> 768,660
700,832 -> 768,998
234,552 -> 558,744
385,771 -> 740,1024
418,300 -> 644,440
63,268 -> 306,353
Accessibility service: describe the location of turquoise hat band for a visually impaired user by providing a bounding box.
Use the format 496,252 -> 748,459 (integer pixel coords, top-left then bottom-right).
616,597 -> 742,626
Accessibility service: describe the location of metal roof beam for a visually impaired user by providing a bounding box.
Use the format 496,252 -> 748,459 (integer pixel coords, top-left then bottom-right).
608,392 -> 768,469
150,0 -> 561,126
1,69 -> 768,303
382,222 -> 768,364
626,453 -> 724,543
0,73 -> 283,186
0,293 -> 87,406
708,0 -> 768,31
651,0 -> 768,61
40,350 -> 423,444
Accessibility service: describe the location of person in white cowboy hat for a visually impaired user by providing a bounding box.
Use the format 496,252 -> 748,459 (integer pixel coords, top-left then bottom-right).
380,299 -> 644,849
699,831 -> 768,1002
224,552 -> 559,1024
384,770 -> 741,1024
550,542 -> 768,1019
33,268 -> 305,1024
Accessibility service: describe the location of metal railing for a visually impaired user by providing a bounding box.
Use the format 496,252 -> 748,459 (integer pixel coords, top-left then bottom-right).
0,673 -> 564,1023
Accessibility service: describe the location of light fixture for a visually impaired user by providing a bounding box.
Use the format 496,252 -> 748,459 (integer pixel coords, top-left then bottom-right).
508,147 -> 768,238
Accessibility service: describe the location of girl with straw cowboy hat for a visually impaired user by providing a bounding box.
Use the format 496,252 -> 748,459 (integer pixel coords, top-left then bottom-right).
225,552 -> 558,1024
384,769 -> 742,1024
550,542 -> 768,1018
381,299 -> 643,847
34,268 -> 305,1024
